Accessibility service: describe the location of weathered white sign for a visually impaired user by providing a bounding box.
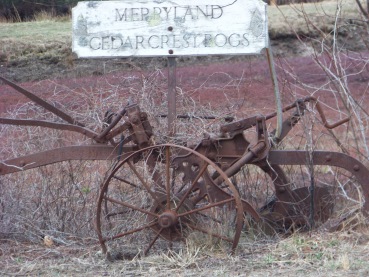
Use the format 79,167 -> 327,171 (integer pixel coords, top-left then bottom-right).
72,0 -> 268,58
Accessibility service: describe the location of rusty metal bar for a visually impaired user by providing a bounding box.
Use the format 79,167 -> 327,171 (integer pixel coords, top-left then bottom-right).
222,143 -> 264,178
265,41 -> 283,141
0,145 -> 137,175
265,96 -> 349,129
167,57 -> 177,137
159,114 -> 234,122
96,107 -> 127,141
0,117 -> 99,141
221,97 -> 349,136
0,76 -> 84,127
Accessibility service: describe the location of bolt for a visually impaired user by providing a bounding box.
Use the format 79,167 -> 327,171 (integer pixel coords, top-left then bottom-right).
131,116 -> 140,124
256,115 -> 263,122
20,160 -> 26,167
167,26 -> 173,31
140,112 -> 147,120
353,164 -> 360,171
168,49 -> 174,54
325,155 -> 331,162
161,217 -> 169,227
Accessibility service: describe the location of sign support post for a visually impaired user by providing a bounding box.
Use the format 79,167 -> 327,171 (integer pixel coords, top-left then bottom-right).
167,57 -> 177,137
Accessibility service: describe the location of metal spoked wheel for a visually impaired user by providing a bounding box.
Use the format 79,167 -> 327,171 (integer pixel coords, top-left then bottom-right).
96,144 -> 245,257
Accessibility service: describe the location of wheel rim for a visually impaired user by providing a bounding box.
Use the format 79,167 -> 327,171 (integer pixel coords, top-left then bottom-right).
96,144 -> 244,256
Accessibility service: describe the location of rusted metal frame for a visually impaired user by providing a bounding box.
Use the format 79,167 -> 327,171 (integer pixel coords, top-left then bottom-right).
0,77 -> 145,145
0,145 -> 137,175
96,107 -> 127,141
220,96 -> 349,139
104,121 -> 131,141
0,76 -> 84,127
220,115 -> 258,135
306,96 -> 350,129
0,117 -> 100,141
266,96 -> 350,129
218,117 -> 270,179
125,105 -> 151,148
271,99 -> 307,143
159,114 -> 234,122
257,163 -> 297,199
267,150 -> 369,215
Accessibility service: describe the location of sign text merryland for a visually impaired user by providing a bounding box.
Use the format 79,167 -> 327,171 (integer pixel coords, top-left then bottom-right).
72,1 -> 268,57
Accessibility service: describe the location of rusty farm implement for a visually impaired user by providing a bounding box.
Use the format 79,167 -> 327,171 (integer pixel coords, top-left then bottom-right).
1,75 -> 369,256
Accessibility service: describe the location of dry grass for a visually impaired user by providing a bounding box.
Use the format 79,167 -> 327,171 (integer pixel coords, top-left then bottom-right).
1,230 -> 368,276
268,0 -> 365,37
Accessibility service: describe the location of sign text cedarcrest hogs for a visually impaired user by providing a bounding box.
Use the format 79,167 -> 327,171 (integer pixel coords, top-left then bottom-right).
72,0 -> 268,58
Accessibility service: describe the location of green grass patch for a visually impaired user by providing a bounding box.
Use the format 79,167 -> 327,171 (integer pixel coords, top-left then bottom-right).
0,21 -> 71,41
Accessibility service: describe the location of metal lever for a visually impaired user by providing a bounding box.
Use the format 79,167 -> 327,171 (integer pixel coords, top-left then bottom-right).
0,76 -> 85,127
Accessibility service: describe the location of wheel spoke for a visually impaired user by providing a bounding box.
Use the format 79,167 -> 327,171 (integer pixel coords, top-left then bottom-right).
102,221 -> 157,242
103,196 -> 158,217
178,197 -> 235,217
127,160 -> 163,208
113,175 -> 139,188
175,162 -> 208,212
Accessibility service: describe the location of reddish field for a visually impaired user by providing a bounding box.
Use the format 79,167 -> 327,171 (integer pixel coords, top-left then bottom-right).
1,52 -> 368,120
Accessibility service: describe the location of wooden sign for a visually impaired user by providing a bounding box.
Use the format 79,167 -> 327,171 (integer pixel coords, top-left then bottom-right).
72,0 -> 268,58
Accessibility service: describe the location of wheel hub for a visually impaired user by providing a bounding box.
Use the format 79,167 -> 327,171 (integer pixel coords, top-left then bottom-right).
158,211 -> 178,228
147,196 -> 195,242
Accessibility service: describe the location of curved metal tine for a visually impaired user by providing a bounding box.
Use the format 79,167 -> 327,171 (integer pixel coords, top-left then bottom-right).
0,76 -> 85,127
